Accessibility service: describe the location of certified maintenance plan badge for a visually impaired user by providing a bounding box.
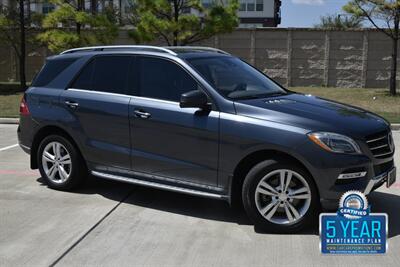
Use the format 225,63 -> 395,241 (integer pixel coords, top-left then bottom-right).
320,191 -> 388,254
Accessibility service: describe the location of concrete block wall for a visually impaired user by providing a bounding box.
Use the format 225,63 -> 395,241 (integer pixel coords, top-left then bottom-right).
0,28 -> 398,89
214,28 -> 397,89
255,29 -> 288,86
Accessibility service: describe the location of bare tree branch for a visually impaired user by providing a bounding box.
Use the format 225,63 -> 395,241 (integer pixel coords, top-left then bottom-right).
354,0 -> 394,38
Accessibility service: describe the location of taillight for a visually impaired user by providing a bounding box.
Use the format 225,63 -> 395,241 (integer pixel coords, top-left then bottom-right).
20,95 -> 30,116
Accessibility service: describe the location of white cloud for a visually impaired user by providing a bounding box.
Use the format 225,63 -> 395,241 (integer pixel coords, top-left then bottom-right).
292,0 -> 325,5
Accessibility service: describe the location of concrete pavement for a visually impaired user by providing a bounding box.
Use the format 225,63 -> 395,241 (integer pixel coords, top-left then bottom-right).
0,124 -> 399,266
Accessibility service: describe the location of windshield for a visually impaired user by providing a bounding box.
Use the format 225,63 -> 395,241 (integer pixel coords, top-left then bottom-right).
186,56 -> 287,100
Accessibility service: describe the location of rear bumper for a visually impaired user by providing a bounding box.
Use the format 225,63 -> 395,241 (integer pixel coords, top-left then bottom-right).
17,124 -> 31,155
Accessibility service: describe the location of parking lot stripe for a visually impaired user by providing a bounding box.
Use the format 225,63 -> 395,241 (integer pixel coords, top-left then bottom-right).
0,144 -> 18,152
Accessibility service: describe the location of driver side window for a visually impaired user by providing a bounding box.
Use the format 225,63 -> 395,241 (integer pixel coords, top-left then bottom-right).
135,56 -> 198,102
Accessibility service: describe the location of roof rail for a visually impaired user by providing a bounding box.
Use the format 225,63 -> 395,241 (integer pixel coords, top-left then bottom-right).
165,46 -> 230,55
60,45 -> 178,55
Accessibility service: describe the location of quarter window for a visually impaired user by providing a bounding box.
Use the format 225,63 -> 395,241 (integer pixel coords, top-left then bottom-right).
136,57 -> 198,102
33,57 -> 78,87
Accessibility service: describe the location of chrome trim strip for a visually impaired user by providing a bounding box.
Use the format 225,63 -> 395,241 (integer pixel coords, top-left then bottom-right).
165,46 -> 230,55
370,144 -> 388,150
60,45 -> 177,56
91,171 -> 225,200
366,135 -> 386,143
337,171 -> 367,180
67,89 -> 180,105
68,88 -> 131,98
131,96 -> 179,105
374,151 -> 393,157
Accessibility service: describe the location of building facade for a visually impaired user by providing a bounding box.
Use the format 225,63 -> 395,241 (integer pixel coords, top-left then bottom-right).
0,0 -> 281,28
237,0 -> 281,27
197,0 -> 281,27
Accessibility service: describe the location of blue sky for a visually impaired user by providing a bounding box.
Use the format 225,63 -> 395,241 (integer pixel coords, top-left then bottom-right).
280,0 -> 351,27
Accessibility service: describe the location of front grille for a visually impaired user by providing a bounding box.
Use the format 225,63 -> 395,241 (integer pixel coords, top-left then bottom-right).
365,130 -> 394,158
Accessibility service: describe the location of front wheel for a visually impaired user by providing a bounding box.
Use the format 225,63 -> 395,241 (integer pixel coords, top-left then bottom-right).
38,135 -> 86,190
242,159 -> 319,233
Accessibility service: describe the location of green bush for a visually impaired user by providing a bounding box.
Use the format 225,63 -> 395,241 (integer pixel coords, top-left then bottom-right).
0,82 -> 30,94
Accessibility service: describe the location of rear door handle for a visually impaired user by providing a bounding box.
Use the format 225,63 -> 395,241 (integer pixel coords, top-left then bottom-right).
134,110 -> 151,119
65,101 -> 79,109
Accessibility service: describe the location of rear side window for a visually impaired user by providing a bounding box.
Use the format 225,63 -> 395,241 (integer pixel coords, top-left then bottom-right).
33,58 -> 77,87
135,57 -> 197,102
71,60 -> 94,90
71,56 -> 131,95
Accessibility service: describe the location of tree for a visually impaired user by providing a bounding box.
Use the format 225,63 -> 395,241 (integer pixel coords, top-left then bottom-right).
129,0 -> 239,46
314,13 -> 363,29
344,0 -> 400,96
0,1 -> 42,89
38,0 -> 118,53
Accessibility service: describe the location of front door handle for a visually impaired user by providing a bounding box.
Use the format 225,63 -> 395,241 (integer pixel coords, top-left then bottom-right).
65,101 -> 79,109
134,110 -> 151,119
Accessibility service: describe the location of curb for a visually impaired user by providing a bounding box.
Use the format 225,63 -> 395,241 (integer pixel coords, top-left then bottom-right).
0,118 -> 19,124
0,118 -> 399,130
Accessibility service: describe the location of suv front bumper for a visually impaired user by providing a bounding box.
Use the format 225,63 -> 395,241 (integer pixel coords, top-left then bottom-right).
364,166 -> 396,195
320,164 -> 396,210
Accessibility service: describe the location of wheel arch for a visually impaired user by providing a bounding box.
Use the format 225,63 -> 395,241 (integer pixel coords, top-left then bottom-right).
30,125 -> 84,169
229,149 -> 318,207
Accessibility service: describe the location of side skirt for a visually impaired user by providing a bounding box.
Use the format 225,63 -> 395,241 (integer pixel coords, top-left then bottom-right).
91,170 -> 228,200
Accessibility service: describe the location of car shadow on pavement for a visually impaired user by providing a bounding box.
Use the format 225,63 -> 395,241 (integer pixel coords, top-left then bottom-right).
368,191 -> 400,238
36,177 -> 399,237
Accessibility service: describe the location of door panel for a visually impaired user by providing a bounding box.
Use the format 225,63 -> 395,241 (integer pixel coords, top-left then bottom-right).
129,97 -> 219,186
60,89 -> 131,171
60,55 -> 133,171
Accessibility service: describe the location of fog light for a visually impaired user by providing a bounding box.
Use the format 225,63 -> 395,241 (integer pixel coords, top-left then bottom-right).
338,171 -> 367,180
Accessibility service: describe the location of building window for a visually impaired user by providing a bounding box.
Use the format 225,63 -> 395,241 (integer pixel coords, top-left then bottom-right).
247,0 -> 255,11
239,0 -> 263,12
202,0 -> 212,9
256,0 -> 263,11
42,2 -> 55,14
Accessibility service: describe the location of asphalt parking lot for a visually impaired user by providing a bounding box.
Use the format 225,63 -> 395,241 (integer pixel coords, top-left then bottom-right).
0,124 -> 399,266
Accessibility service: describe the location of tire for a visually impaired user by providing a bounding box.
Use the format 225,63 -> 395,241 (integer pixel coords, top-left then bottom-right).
37,134 -> 87,190
242,159 -> 319,233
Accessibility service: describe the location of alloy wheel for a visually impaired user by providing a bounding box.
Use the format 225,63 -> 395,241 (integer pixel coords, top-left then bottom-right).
254,169 -> 311,225
41,141 -> 72,184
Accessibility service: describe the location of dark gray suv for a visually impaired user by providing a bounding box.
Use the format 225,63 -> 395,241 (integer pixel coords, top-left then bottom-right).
18,46 -> 396,233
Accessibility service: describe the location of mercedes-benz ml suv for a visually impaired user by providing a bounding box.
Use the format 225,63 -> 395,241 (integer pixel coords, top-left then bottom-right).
18,46 -> 396,233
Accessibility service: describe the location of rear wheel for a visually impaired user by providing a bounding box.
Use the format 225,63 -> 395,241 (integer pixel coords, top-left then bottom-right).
38,135 -> 86,190
242,159 -> 319,233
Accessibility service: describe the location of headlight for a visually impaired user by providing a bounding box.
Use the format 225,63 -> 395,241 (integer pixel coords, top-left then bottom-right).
308,132 -> 362,154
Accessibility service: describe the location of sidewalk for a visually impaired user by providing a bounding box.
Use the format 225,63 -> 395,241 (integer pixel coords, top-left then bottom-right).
0,118 -> 19,124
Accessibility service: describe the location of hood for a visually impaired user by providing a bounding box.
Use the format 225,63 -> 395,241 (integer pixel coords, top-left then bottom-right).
234,93 -> 390,139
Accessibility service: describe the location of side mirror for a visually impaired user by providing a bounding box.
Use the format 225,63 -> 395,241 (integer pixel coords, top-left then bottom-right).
180,90 -> 211,109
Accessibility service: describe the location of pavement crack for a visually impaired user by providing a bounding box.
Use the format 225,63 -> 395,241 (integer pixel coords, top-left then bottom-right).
49,188 -> 135,267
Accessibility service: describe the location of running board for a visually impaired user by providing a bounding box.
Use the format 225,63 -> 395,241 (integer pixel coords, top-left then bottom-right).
91,171 -> 226,200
